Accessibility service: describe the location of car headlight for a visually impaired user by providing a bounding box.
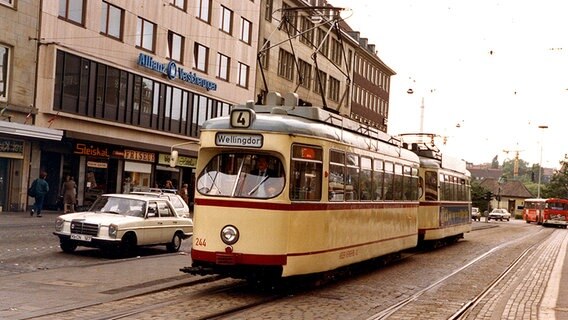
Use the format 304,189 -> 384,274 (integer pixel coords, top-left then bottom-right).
55,218 -> 65,232
220,225 -> 239,245
109,224 -> 118,238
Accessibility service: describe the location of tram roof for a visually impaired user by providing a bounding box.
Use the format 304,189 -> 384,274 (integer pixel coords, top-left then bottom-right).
202,102 -> 419,162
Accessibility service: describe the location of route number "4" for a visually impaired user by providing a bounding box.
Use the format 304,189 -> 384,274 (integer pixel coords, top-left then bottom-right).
230,109 -> 252,128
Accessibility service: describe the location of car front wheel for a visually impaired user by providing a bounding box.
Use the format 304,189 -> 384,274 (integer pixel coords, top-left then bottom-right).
119,233 -> 138,257
60,239 -> 77,253
166,232 -> 183,252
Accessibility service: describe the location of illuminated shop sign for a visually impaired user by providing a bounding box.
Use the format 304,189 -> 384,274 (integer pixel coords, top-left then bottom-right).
124,149 -> 155,162
0,139 -> 24,159
159,153 -> 196,168
137,53 -> 217,91
74,143 -> 110,158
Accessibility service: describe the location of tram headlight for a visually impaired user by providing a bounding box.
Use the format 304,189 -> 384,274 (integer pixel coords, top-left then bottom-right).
220,225 -> 239,245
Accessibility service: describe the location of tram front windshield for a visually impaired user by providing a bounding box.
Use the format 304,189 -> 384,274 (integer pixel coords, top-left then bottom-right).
197,153 -> 285,199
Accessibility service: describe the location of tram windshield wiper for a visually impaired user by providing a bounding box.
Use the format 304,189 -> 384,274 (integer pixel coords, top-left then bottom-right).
248,175 -> 269,196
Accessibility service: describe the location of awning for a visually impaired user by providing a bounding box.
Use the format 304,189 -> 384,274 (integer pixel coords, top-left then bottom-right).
0,121 -> 63,141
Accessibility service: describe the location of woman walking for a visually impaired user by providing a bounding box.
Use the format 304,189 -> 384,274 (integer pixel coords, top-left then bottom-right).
62,175 -> 77,213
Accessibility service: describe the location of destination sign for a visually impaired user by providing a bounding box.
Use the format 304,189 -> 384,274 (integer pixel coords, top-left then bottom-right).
215,133 -> 263,148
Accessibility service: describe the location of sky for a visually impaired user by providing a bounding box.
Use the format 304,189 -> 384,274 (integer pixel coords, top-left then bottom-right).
329,0 -> 568,168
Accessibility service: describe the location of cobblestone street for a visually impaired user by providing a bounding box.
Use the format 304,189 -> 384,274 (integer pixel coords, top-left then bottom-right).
2,214 -> 567,320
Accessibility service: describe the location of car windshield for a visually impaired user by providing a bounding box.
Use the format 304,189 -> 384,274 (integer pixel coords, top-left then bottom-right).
90,196 -> 146,217
197,153 -> 285,199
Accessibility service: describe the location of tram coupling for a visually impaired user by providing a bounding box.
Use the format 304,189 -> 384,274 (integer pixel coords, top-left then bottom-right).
180,265 -> 216,276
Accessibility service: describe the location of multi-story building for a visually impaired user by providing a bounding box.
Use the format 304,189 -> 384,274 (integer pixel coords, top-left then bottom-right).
256,0 -> 394,133
257,0 -> 353,115
1,0 -> 259,210
344,29 -> 394,132
1,0 -> 394,212
0,0 -> 63,212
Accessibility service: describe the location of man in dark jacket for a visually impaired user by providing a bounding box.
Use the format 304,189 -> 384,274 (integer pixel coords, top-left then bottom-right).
31,171 -> 49,217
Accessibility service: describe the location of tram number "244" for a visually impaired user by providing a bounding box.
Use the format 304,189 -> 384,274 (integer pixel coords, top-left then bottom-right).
194,238 -> 207,247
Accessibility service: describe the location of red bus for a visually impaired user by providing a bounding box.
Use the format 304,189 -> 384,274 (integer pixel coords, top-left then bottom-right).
523,198 -> 568,228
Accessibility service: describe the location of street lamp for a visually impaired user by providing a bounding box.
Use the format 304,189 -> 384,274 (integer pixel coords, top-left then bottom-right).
537,125 -> 548,198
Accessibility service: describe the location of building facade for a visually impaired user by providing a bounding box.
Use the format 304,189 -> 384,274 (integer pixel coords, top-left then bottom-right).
257,0 -> 356,115
0,0 -> 64,212
256,0 -> 394,133
2,0 -> 395,212
2,0 -> 259,210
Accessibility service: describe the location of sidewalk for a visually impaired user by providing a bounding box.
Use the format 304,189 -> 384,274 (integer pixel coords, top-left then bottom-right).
0,210 -> 61,224
0,210 -> 203,320
0,244 -> 199,320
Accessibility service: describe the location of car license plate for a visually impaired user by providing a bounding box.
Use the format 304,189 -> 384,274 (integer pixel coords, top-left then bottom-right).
71,234 -> 92,242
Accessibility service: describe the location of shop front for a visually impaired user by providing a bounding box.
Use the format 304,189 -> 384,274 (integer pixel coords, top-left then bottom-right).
0,121 -> 63,212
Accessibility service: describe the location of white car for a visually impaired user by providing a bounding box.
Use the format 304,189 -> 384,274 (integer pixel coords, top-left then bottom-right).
487,208 -> 511,221
130,189 -> 191,218
53,194 -> 193,255
471,207 -> 481,221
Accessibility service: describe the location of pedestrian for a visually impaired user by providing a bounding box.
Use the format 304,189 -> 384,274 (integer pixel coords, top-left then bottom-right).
30,171 -> 49,217
62,175 -> 77,213
164,180 -> 174,189
180,183 -> 189,204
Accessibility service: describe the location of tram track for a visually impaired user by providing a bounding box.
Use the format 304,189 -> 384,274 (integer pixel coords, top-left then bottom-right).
33,274 -> 292,320
365,227 -> 563,320
31,223 -> 563,320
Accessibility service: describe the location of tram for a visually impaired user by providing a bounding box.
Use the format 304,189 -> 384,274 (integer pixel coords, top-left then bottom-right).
182,93 -> 469,281
399,134 -> 472,245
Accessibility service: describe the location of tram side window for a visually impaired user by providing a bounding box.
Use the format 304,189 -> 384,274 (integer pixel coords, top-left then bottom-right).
393,164 -> 403,200
441,174 -> 450,201
459,178 -> 466,201
360,157 -> 373,200
425,171 -> 437,201
452,176 -> 458,201
403,166 -> 418,200
383,162 -> 394,200
290,145 -> 323,201
373,159 -> 384,200
345,153 -> 359,201
412,168 -> 419,200
329,150 -> 345,201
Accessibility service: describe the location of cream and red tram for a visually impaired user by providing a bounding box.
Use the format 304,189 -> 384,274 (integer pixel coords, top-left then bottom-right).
399,134 -> 472,244
185,96 -> 423,280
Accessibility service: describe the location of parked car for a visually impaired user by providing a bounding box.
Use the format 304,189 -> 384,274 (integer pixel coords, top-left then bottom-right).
130,189 -> 191,218
487,208 -> 511,221
53,194 -> 193,255
471,207 -> 481,221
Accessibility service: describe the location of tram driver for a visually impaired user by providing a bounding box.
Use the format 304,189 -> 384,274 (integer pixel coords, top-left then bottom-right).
248,156 -> 280,198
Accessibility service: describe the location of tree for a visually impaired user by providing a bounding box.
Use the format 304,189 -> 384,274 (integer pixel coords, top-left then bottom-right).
491,155 -> 499,169
542,165 -> 568,199
471,181 -> 492,213
501,158 -> 530,181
